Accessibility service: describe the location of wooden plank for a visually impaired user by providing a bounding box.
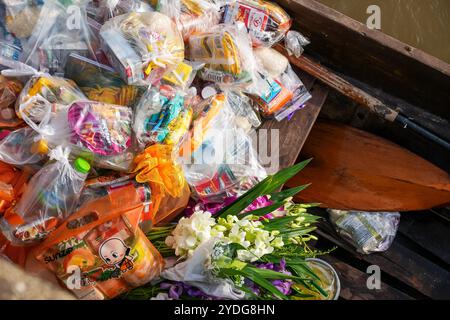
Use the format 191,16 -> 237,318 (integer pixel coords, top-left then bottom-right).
398,213 -> 450,266
274,0 -> 450,121
317,219 -> 450,299
259,77 -> 328,172
322,255 -> 413,300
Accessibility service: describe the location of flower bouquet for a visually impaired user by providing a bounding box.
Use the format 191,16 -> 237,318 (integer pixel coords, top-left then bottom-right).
122,160 -> 337,300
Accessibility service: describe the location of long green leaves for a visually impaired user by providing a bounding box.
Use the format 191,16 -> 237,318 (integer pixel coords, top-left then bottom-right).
216,159 -> 312,218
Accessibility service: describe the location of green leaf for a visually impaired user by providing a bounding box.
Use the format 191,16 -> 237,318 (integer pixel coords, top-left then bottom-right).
240,202 -> 285,218
241,267 -> 289,300
216,159 -> 312,218
269,184 -> 311,202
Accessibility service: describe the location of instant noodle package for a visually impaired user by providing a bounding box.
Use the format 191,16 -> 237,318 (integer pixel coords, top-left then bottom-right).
0,0 -> 313,300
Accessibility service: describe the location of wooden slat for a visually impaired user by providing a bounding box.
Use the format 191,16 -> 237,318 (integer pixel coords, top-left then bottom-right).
259,75 -> 328,171
317,219 -> 450,299
398,213 -> 450,266
322,255 -> 413,300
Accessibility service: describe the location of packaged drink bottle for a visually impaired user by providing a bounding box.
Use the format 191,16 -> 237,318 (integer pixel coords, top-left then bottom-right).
0,147 -> 91,245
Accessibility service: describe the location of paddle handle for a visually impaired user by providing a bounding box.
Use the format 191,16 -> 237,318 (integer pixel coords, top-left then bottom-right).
275,45 -> 450,151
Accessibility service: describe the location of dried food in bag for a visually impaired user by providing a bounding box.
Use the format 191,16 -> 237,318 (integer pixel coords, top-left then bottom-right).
221,0 -> 291,47
34,182 -> 164,299
0,146 -> 90,245
188,24 -> 256,87
100,11 -> 184,85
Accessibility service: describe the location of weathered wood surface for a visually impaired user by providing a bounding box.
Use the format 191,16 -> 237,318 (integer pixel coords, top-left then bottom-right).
259,72 -> 329,172
274,0 -> 450,121
322,254 -> 413,300
288,120 -> 450,211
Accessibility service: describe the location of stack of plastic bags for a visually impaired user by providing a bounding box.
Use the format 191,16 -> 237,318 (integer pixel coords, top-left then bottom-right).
0,0 -> 312,300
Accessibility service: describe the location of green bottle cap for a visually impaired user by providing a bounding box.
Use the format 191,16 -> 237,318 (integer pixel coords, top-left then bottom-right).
74,157 -> 91,174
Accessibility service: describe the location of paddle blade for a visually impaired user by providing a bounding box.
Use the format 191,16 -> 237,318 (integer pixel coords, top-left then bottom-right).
287,121 -> 450,211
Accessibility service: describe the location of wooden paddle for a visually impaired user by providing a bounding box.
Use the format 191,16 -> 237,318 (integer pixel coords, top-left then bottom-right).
287,120 -> 450,211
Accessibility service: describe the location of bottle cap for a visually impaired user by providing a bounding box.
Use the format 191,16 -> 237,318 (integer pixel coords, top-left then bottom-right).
31,139 -> 49,155
74,157 -> 91,174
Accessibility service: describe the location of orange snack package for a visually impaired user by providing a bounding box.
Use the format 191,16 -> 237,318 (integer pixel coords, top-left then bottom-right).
33,183 -> 164,300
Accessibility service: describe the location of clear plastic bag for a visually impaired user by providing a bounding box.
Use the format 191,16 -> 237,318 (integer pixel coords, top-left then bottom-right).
100,11 -> 185,85
23,0 -> 101,76
0,146 -> 90,245
64,53 -> 143,107
179,93 -> 266,202
0,4 -> 25,62
328,209 -> 401,254
16,73 -> 86,124
0,126 -> 45,166
92,0 -> 154,24
188,23 -> 256,87
250,47 -> 311,120
3,0 -> 43,39
159,0 -> 222,42
161,60 -> 204,91
221,0 -> 292,47
34,181 -> 164,299
66,100 -> 135,171
0,75 -> 23,128
133,84 -> 193,151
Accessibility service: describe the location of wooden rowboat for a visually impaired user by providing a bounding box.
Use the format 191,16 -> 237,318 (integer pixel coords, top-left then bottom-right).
261,0 -> 450,300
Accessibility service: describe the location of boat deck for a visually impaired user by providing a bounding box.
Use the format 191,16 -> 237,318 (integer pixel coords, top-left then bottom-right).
264,66 -> 450,300
313,207 -> 450,300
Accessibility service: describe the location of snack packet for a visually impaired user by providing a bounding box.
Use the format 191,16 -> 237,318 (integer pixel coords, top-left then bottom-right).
0,146 -> 90,245
221,0 -> 292,47
188,23 -> 256,87
34,182 -> 164,299
100,11 -> 184,85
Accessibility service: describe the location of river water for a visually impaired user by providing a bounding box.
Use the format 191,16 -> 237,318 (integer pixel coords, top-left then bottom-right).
318,0 -> 450,64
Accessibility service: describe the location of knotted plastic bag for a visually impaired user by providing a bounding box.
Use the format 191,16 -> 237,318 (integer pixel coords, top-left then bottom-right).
0,146 -> 90,245
100,11 -> 184,85
179,93 -> 267,203
188,23 -> 256,88
159,0 -> 222,42
133,85 -> 193,151
221,0 -> 292,47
